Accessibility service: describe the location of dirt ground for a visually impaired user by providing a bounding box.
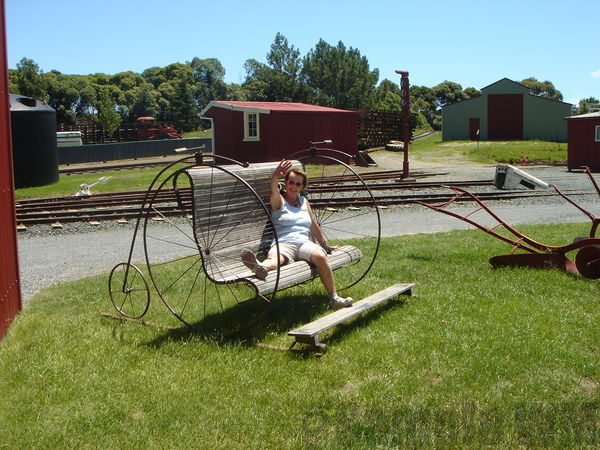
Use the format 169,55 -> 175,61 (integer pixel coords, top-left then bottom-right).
364,149 -> 495,181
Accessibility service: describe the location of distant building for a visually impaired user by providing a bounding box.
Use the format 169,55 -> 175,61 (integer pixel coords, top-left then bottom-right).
442,78 -> 572,142
566,111 -> 600,172
200,101 -> 358,163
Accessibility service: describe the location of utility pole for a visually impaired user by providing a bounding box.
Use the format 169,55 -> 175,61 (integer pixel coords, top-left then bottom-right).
395,70 -> 410,179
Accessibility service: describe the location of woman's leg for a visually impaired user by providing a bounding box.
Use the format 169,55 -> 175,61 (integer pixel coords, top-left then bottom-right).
310,248 -> 336,296
261,252 -> 286,271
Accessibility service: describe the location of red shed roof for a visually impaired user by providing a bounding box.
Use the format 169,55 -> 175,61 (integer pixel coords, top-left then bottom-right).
201,101 -> 355,116
566,111 -> 600,120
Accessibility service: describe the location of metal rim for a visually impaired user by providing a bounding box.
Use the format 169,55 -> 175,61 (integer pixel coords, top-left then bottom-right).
142,164 -> 280,335
108,262 -> 150,319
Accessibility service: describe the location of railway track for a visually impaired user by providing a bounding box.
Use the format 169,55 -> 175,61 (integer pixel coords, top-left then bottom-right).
15,174 -> 587,227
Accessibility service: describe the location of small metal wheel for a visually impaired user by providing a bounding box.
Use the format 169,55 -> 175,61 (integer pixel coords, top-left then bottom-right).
575,246 -> 600,279
288,147 -> 381,290
142,164 -> 280,335
109,263 -> 150,318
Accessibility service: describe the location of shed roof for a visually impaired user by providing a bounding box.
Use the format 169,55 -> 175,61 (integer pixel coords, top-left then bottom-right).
566,111 -> 600,120
201,101 -> 355,116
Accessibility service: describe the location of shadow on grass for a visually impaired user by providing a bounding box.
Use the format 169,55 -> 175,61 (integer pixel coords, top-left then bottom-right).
141,289 -> 408,354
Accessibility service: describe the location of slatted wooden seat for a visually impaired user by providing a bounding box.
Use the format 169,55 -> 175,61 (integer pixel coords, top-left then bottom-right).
185,160 -> 363,297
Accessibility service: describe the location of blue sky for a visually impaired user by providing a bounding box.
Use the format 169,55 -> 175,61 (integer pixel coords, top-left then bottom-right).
6,0 -> 599,105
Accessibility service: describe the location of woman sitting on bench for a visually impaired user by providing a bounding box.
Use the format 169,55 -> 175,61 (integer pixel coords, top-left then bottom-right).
241,159 -> 353,309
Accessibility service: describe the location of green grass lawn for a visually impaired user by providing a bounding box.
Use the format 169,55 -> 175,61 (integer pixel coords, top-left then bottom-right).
14,164 -> 192,201
1,223 -> 598,447
409,133 -> 567,165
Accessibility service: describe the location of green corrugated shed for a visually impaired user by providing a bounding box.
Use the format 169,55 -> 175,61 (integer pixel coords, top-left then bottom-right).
442,78 -> 572,142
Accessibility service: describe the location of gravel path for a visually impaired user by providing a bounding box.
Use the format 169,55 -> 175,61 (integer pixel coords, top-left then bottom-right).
17,162 -> 600,305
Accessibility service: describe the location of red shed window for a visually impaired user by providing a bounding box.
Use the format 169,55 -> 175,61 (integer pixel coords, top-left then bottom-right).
595,126 -> 600,142
244,112 -> 260,141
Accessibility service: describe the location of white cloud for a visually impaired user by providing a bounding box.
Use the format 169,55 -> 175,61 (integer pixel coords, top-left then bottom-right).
567,97 -> 580,106
591,69 -> 600,78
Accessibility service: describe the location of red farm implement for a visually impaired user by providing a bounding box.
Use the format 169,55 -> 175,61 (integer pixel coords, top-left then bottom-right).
419,167 -> 600,279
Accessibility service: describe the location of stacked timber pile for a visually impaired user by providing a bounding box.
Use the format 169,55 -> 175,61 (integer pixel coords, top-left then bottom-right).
357,109 -> 402,150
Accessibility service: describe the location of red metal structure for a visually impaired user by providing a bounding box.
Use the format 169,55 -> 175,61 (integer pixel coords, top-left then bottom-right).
135,117 -> 182,141
419,168 -> 600,279
0,0 -> 23,339
200,101 -> 358,163
566,112 -> 600,172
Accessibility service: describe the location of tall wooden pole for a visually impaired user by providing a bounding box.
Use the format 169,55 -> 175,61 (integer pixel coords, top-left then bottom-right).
395,70 -> 410,179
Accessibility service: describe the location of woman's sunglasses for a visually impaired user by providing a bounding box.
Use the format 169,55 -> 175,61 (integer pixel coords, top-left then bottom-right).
286,180 -> 303,187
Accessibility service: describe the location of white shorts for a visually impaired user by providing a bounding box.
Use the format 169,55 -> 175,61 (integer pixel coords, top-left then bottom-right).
269,240 -> 325,265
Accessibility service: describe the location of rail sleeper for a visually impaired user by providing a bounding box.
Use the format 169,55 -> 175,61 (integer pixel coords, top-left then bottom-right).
185,161 -> 363,297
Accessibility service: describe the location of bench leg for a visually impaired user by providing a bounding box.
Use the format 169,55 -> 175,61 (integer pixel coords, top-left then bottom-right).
292,334 -> 328,354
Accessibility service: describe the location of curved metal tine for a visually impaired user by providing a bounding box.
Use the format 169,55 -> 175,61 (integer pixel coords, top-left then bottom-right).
582,166 -> 600,196
552,185 -> 597,219
419,189 -> 548,253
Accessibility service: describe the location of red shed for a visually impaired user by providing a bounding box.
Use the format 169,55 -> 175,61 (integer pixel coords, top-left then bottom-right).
566,112 -> 600,172
0,0 -> 22,339
200,101 -> 358,163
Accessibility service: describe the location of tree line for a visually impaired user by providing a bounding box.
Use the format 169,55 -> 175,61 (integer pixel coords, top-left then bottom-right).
10,33 -> 584,134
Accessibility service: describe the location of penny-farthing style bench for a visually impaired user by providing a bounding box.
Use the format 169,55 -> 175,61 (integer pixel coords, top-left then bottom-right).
108,145 -> 413,342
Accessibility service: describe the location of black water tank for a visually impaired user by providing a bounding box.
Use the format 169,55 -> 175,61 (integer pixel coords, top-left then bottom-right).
9,94 -> 59,188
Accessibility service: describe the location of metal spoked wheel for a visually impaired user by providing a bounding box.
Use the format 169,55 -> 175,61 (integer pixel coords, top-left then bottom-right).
109,262 -> 150,319
290,148 -> 381,291
142,165 -> 279,335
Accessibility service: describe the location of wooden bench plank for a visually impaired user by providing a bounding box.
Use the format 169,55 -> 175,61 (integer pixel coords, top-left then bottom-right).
288,283 -> 414,350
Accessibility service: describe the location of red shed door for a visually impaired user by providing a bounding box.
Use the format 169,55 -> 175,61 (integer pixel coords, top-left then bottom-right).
469,118 -> 480,140
488,94 -> 523,140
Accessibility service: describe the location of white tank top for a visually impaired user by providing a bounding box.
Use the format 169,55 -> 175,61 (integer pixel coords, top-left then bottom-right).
271,196 -> 311,243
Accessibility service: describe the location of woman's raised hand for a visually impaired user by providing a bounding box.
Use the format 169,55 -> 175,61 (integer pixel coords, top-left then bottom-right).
275,159 -> 293,177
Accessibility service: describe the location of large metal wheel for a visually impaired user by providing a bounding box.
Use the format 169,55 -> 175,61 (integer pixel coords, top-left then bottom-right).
289,148 -> 381,290
142,165 -> 280,335
109,263 -> 150,319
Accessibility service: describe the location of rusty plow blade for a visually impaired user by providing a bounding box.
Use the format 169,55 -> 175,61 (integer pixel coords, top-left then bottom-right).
489,253 -> 579,276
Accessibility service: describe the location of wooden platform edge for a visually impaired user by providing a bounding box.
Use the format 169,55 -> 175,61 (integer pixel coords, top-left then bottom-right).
287,283 -> 414,350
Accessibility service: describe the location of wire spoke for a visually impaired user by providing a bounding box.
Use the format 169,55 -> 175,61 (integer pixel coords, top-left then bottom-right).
207,177 -> 243,249
178,259 -> 204,318
208,210 -> 263,252
318,207 -> 375,223
159,256 -> 203,296
149,205 -> 196,245
145,233 -> 199,252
